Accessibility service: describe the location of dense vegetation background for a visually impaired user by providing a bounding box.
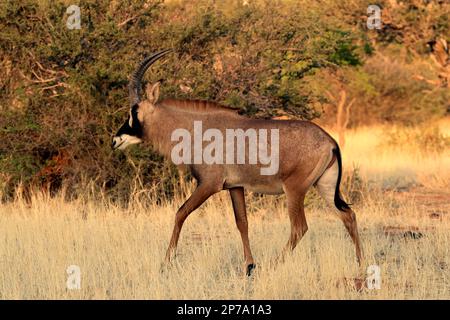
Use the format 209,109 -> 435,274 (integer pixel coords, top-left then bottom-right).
0,0 -> 449,201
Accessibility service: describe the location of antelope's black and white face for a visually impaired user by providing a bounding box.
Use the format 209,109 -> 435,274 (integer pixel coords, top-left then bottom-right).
111,104 -> 144,150
112,82 -> 160,150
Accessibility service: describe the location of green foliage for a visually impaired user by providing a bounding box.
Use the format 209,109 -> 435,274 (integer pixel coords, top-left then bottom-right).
352,46 -> 450,125
0,0 -> 368,200
0,0 -> 447,200
325,30 -> 361,66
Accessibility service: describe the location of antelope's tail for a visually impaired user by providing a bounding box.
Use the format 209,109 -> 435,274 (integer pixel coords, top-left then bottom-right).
315,145 -> 351,212
332,146 -> 351,211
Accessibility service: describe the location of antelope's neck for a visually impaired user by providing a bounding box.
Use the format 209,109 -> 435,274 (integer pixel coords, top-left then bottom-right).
144,108 -> 183,159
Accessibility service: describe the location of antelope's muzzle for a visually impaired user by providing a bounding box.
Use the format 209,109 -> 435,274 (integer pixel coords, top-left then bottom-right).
111,134 -> 143,150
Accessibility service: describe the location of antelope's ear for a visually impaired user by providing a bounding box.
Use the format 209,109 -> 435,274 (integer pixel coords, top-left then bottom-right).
146,81 -> 161,104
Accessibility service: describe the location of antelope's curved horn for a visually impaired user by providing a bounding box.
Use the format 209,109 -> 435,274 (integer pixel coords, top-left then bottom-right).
128,48 -> 173,106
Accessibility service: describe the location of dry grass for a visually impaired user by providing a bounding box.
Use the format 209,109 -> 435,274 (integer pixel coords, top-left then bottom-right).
0,123 -> 449,299
336,119 -> 450,190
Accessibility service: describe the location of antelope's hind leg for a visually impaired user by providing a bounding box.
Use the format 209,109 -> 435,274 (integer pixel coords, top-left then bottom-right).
316,159 -> 363,265
339,207 -> 363,265
229,187 -> 255,276
280,185 -> 308,262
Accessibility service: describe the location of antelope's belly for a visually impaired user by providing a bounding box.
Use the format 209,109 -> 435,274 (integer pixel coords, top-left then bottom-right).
243,183 -> 284,195
224,171 -> 284,194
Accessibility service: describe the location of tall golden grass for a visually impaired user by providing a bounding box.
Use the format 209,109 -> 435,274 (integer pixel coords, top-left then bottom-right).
337,119 -> 450,190
0,122 -> 449,299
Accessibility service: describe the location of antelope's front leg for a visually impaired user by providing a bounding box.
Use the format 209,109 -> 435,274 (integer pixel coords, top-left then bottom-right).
164,183 -> 218,263
229,187 -> 255,276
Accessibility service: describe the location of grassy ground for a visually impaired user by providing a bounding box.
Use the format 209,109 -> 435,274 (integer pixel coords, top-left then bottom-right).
0,122 -> 449,299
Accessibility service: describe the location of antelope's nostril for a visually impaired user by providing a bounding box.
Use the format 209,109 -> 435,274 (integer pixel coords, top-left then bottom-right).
111,139 -> 117,149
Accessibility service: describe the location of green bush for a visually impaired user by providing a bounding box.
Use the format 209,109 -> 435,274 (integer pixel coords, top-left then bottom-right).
0,0 -> 369,200
0,0 -> 448,201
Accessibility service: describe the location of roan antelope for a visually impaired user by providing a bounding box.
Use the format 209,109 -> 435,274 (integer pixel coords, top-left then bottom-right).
112,49 -> 363,276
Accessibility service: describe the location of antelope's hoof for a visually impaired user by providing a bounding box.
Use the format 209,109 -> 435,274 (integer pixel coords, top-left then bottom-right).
246,264 -> 256,277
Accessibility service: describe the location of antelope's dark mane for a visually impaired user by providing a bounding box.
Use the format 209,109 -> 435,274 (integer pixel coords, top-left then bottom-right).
158,99 -> 241,116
